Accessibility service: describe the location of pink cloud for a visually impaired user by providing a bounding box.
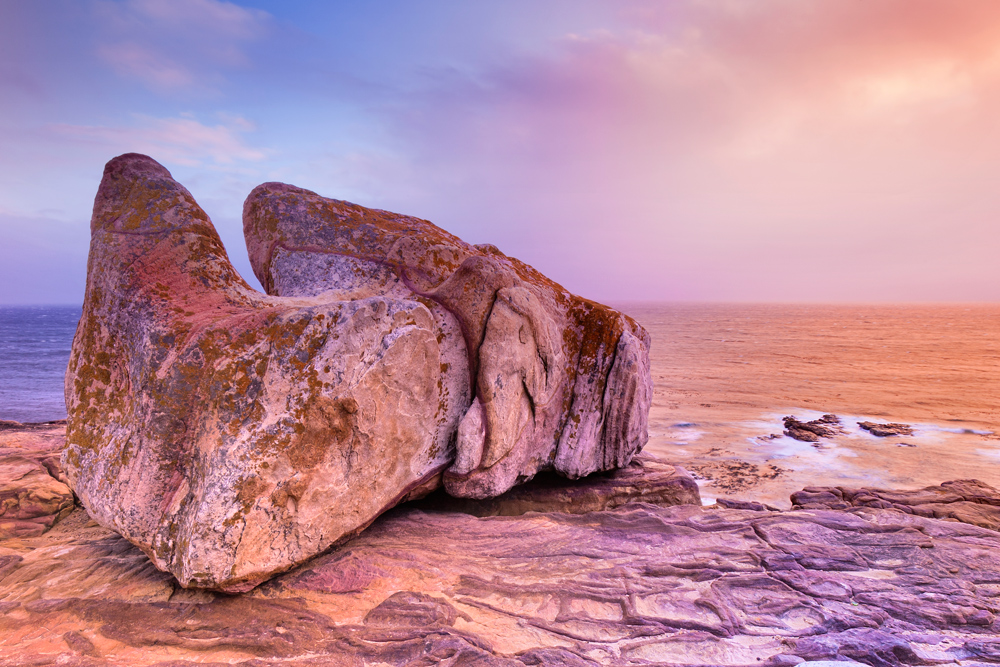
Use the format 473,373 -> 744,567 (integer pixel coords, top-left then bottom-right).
94,0 -> 271,92
96,42 -> 195,90
361,0 -> 1000,301
48,114 -> 266,167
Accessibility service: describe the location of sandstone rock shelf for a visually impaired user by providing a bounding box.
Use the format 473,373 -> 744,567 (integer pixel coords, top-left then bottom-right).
413,454 -> 700,517
3,423 -> 1000,666
0,421 -> 73,540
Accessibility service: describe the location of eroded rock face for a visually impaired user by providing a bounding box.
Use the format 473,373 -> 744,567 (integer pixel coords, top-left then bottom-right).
792,478 -> 1000,530
415,455 -> 700,517
63,154 -> 461,591
63,154 -> 652,591
244,183 -> 653,498
5,425 -> 1000,665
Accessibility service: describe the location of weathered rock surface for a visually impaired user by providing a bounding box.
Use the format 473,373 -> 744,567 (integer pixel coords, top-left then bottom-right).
792,478 -> 1000,530
243,182 -> 653,499
4,463 -> 1000,666
857,421 -> 914,437
415,455 -> 700,517
0,421 -> 73,539
63,154 -> 652,592
63,155 -> 470,592
783,414 -> 841,443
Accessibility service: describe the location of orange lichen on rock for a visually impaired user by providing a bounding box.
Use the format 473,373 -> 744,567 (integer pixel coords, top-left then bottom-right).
64,155 -> 457,592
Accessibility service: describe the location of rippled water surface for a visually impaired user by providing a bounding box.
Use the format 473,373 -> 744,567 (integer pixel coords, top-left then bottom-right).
0,306 -> 80,423
618,303 -> 1000,505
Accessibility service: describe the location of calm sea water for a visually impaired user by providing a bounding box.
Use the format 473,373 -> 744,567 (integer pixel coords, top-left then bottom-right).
0,306 -> 80,423
1,302 -> 997,441
619,302 -> 1000,430
618,302 -> 1000,504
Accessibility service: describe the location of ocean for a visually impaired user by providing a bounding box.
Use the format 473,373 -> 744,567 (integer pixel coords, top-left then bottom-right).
0,306 -> 80,423
2,303 -> 998,505
618,303 -> 1000,506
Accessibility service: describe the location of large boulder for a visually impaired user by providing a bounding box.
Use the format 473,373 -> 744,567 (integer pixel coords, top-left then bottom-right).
63,154 -> 653,591
64,155 -> 461,591
244,182 -> 652,498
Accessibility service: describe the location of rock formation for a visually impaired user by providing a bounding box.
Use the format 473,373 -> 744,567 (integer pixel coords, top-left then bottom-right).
5,423 -> 1000,665
415,455 -> 700,517
0,421 -> 73,539
857,421 -> 914,437
3,463 -> 1000,665
782,414 -> 841,443
792,478 -> 1000,530
62,154 -> 652,592
243,181 -> 652,498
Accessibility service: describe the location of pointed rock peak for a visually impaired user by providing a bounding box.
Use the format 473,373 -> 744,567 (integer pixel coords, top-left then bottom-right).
66,155 -> 459,592
92,153 -> 213,238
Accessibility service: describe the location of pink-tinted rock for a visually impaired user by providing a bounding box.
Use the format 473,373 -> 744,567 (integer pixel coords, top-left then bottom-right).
857,420 -> 914,437
243,183 -> 653,499
0,421 -> 73,539
416,454 -> 700,516
63,153 -> 652,593
64,154 -> 461,592
4,481 -> 1000,666
783,414 -> 841,443
792,478 -> 1000,531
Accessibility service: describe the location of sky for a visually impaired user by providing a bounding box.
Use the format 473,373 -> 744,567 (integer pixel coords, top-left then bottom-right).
2,0 -> 999,305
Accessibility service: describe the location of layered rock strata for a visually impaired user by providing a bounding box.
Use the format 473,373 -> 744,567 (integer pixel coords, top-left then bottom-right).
63,154 -> 652,591
416,455 -> 700,517
857,421 -> 914,437
4,423 -> 1000,665
243,182 -> 652,498
4,485 -> 1000,666
0,422 -> 73,539
793,478 -> 1000,531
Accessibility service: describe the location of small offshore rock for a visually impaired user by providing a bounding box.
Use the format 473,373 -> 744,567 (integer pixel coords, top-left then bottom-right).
783,414 -> 840,442
858,420 -> 914,437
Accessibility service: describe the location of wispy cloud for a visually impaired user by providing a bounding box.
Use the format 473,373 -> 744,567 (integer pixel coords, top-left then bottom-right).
94,0 -> 271,93
2,1 -> 999,302
96,42 -> 195,90
48,113 -> 266,167
348,0 -> 1000,299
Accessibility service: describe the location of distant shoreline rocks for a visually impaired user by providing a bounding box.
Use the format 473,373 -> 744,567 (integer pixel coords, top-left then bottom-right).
858,420 -> 915,437
781,413 -> 916,443
782,413 -> 842,442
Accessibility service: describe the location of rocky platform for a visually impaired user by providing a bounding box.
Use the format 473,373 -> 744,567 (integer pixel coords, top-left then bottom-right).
0,421 -> 73,540
3,423 -> 1000,666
